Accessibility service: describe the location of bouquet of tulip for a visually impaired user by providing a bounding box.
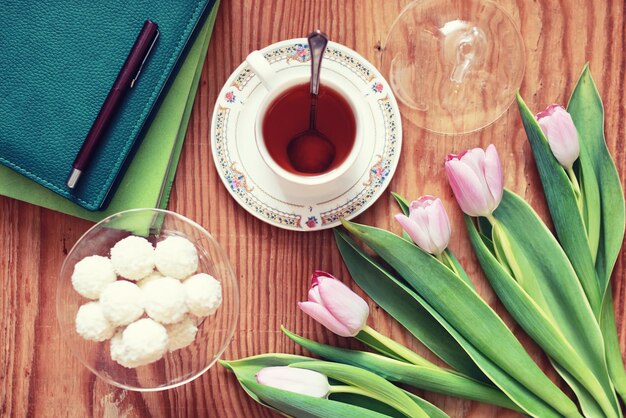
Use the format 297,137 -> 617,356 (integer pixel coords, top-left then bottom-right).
221,66 -> 626,418
457,66 -> 625,417
516,66 -> 626,407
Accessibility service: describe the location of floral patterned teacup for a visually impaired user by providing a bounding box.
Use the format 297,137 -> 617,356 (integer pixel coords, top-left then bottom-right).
246,49 -> 369,196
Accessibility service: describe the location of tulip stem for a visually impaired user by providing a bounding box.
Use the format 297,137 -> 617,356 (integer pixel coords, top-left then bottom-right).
435,252 -> 445,264
566,167 -> 584,215
566,167 -> 580,193
358,326 -> 437,368
441,249 -> 475,289
329,385 -> 369,396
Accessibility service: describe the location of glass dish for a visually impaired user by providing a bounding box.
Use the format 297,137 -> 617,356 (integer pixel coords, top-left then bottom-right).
56,208 -> 239,391
381,0 -> 525,134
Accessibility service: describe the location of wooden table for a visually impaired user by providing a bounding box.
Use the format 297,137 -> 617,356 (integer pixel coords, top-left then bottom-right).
2,0 -> 625,416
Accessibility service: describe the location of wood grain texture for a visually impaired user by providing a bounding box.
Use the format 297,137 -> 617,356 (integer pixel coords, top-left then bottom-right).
1,0 -> 625,416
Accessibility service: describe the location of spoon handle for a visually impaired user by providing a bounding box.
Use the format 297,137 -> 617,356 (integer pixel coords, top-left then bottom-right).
307,30 -> 328,96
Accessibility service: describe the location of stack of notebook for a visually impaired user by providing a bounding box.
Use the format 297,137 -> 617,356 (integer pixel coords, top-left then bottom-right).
0,1 -> 220,222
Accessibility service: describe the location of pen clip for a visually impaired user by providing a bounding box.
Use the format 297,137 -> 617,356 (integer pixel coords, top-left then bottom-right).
131,29 -> 160,89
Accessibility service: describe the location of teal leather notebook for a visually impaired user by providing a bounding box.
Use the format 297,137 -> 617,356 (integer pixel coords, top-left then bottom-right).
0,0 -> 214,210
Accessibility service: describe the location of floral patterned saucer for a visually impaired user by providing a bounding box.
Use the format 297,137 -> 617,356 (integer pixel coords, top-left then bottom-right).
210,39 -> 402,231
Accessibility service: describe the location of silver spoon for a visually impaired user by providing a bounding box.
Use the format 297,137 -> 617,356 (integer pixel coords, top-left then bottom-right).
286,30 -> 336,174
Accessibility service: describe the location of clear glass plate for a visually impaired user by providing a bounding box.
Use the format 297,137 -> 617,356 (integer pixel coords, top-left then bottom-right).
56,209 -> 239,391
381,0 -> 525,134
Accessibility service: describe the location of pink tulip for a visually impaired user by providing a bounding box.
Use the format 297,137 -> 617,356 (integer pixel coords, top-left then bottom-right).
395,196 -> 451,255
298,271 -> 369,337
445,144 -> 504,217
256,366 -> 330,398
536,104 -> 580,170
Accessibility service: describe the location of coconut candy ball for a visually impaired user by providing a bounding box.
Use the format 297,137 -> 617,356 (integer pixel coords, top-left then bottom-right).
110,318 -> 168,368
183,273 -> 222,317
109,332 -> 128,367
166,316 -> 198,351
100,280 -> 144,326
137,271 -> 165,289
154,236 -> 198,280
71,255 -> 117,299
110,236 -> 155,281
142,276 -> 188,324
75,301 -> 116,342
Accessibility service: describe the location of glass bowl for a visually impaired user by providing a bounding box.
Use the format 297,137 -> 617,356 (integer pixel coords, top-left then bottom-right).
56,209 -> 239,391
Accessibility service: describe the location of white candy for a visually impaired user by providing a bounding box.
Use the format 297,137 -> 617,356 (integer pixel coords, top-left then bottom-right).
183,273 -> 222,317
142,277 -> 188,324
154,236 -> 198,279
110,318 -> 168,368
166,316 -> 198,351
137,271 -> 165,288
71,255 -> 116,299
75,301 -> 116,341
110,236 -> 155,280
100,281 -> 144,326
70,233 -> 222,360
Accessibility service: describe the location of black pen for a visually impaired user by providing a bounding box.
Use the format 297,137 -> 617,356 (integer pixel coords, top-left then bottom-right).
67,20 -> 159,189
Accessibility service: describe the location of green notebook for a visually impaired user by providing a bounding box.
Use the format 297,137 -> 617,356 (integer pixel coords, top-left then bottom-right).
0,3 -> 219,222
0,0 -> 215,211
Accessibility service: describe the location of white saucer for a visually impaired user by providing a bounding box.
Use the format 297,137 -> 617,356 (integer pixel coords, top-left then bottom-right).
210,39 -> 402,231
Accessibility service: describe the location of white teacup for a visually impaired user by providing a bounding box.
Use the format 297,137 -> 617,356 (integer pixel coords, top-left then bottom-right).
246,50 -> 369,195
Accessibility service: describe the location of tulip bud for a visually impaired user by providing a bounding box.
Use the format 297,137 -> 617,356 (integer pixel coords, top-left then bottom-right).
445,144 -> 504,217
298,271 -> 369,337
536,104 -> 580,170
395,196 -> 451,255
256,366 -> 330,398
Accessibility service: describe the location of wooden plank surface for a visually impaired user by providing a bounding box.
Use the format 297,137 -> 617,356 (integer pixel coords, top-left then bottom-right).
1,0 -> 625,416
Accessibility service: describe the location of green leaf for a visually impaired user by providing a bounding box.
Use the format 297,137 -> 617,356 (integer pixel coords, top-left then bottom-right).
488,190 -> 620,418
391,192 -> 410,215
220,353 -> 313,377
600,288 -> 626,401
331,390 -> 451,418
467,213 -> 609,418
567,65 -> 626,401
553,365 -> 605,418
516,92 -> 602,315
283,327 -> 521,412
577,151 -> 602,263
291,360 -> 430,418
402,391 -> 450,418
335,229 -> 485,381
241,378 -> 391,418
329,392 -> 418,418
336,226 -> 578,418
568,64 -> 626,293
